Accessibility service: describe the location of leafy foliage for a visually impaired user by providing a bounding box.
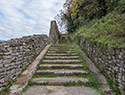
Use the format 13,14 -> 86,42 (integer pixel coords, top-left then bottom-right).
62,0 -> 122,33
75,13 -> 125,48
58,0 -> 125,48
64,12 -> 75,33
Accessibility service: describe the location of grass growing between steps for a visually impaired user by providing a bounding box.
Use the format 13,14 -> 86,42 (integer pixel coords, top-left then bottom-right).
22,80 -> 37,93
45,52 -> 79,56
61,42 -> 104,94
23,40 -> 103,95
37,66 -> 88,71
41,62 -> 81,64
32,73 -> 58,78
63,75 -> 103,95
32,73 -> 89,78
32,42 -> 102,91
31,74 -> 103,95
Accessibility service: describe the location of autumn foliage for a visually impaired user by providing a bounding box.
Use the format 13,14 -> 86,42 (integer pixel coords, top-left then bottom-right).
62,0 -> 120,33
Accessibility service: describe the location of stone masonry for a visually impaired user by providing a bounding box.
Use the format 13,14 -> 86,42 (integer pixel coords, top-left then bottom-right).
0,35 -> 48,91
76,37 -> 125,94
49,20 -> 60,43
23,40 -> 99,95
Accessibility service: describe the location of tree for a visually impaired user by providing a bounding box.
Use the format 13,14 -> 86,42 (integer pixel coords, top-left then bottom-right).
64,12 -> 75,33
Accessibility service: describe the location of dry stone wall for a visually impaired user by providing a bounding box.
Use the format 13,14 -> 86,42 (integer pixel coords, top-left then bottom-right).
76,37 -> 125,94
0,35 -> 48,90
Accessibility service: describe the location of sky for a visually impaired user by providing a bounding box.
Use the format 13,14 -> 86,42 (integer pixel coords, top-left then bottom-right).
0,0 -> 65,40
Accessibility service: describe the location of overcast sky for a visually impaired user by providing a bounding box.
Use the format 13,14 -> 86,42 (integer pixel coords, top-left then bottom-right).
0,0 -> 65,40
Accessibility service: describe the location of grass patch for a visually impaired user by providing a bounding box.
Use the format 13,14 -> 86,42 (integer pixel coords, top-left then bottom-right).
22,80 -> 36,93
37,67 -> 86,70
33,74 -> 58,78
32,73 -> 91,78
0,80 -> 13,95
71,12 -> 125,49
106,76 -> 121,95
41,62 -> 81,64
63,75 -> 104,95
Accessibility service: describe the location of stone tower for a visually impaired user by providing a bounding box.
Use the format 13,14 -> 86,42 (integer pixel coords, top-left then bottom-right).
49,20 -> 60,43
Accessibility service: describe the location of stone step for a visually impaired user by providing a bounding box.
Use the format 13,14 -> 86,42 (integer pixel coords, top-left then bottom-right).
42,60 -> 81,63
52,44 -> 68,46
50,46 -> 71,48
49,49 -> 74,51
50,47 -> 72,49
31,77 -> 88,85
44,56 -> 79,60
46,53 -> 78,56
47,51 -> 77,53
36,70 -> 88,76
49,49 -> 75,51
39,64 -> 83,69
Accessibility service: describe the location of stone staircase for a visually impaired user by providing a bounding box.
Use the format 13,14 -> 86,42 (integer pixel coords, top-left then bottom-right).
31,43 -> 89,86
22,40 -> 100,95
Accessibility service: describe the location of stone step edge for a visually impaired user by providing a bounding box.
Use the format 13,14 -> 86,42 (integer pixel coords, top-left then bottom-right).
42,60 -> 81,63
44,56 -> 79,59
9,44 -> 52,95
47,51 -> 77,53
41,62 -> 81,64
39,64 -> 83,69
46,53 -> 78,56
48,50 -> 76,52
36,70 -> 88,75
49,49 -> 75,51
31,77 -> 88,85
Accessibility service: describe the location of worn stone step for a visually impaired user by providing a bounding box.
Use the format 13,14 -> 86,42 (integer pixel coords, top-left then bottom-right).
42,60 -> 81,63
47,51 -> 77,53
50,46 -> 71,48
49,48 -> 74,51
49,49 -> 75,51
44,56 -> 79,60
36,70 -> 88,76
31,77 -> 88,85
46,53 -> 78,56
50,47 -> 72,49
39,64 -> 83,69
52,44 -> 68,46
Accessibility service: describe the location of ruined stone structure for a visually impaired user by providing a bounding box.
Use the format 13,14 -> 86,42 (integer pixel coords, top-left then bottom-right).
0,35 -> 48,90
0,20 -> 124,95
49,20 -> 60,43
